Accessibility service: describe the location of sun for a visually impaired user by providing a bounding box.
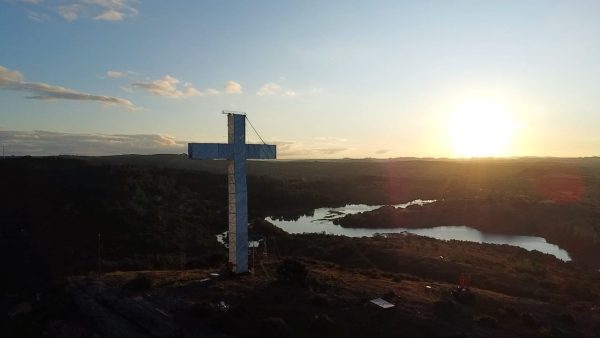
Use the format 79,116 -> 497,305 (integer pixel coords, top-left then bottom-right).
448,100 -> 520,158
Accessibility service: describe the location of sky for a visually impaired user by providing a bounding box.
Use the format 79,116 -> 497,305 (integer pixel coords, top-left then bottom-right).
1,0 -> 599,158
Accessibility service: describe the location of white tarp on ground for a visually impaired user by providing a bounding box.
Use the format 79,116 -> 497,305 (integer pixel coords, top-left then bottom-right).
370,298 -> 395,308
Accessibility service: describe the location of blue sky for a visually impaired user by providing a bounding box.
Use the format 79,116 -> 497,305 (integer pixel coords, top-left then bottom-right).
1,0 -> 599,158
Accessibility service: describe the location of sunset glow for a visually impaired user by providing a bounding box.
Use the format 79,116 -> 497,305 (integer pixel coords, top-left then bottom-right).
448,100 -> 521,158
1,1 -> 599,158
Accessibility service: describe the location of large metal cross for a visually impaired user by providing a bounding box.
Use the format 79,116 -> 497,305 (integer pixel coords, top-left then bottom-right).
188,113 -> 276,274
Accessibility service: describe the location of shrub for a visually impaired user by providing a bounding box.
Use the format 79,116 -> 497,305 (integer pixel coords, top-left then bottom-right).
276,259 -> 308,285
123,273 -> 153,292
520,312 -> 539,328
476,314 -> 498,328
255,317 -> 291,338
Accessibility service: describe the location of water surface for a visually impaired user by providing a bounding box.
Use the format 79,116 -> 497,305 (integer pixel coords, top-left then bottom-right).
266,201 -> 571,261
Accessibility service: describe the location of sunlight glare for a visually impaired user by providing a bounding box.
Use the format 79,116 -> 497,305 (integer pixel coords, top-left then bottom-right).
448,100 -> 520,157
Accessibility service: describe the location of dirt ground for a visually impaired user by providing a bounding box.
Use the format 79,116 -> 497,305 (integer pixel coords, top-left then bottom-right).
59,255 -> 600,338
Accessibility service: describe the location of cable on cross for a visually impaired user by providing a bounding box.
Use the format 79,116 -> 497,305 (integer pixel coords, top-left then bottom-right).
245,115 -> 276,159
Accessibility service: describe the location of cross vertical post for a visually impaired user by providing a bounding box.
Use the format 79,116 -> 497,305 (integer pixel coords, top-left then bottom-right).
188,112 -> 276,274
228,114 -> 248,273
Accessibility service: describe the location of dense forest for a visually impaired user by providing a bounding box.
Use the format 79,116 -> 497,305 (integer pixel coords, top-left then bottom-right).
2,155 -> 600,291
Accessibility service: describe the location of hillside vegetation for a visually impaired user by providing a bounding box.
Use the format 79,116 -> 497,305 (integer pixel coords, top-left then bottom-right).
2,155 -> 600,337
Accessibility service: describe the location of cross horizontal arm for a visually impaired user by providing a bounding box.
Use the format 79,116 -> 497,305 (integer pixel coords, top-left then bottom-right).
188,143 -> 233,160
246,144 -> 276,159
188,143 -> 276,160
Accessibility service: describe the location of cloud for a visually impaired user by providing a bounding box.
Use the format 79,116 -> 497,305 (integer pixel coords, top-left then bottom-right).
0,65 -> 136,109
26,10 -> 50,22
0,130 -> 186,156
106,70 -> 125,78
314,147 -> 347,155
0,129 -> 353,158
271,135 -> 351,158
132,75 -> 218,99
375,149 -> 391,154
15,0 -> 138,22
94,9 -> 124,21
274,140 -> 348,158
257,82 -> 300,97
58,4 -> 80,21
224,80 -> 242,94
204,88 -> 220,96
257,82 -> 281,96
313,136 -> 347,143
0,66 -> 24,84
105,70 -> 137,80
53,0 -> 138,22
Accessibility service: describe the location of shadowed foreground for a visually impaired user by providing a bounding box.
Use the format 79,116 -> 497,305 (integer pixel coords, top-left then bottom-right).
2,156 -> 600,337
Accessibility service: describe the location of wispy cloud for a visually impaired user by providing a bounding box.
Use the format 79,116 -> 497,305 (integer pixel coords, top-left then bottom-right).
58,4 -> 80,21
106,70 -> 126,78
275,141 -> 348,158
257,82 -> 281,96
375,149 -> 391,154
313,136 -> 347,143
16,0 -> 138,22
26,9 -> 50,22
132,75 -> 218,99
289,135 -> 350,157
0,128 -> 353,158
271,136 -> 350,158
57,0 -> 138,21
94,9 -> 124,21
224,80 -> 242,94
204,88 -> 219,96
314,147 -> 347,155
257,82 -> 303,97
104,70 -> 138,80
0,130 -> 185,156
0,65 -> 24,83
0,65 -> 136,109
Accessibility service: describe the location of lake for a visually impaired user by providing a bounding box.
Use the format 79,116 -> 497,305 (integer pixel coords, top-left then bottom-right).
265,200 -> 572,261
